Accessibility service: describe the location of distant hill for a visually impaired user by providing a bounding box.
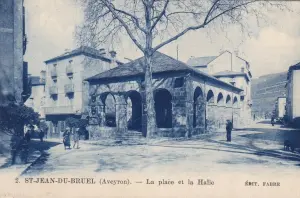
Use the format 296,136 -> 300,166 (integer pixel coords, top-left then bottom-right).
251,72 -> 287,119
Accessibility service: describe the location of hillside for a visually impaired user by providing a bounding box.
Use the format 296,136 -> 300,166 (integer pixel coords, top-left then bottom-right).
251,72 -> 287,118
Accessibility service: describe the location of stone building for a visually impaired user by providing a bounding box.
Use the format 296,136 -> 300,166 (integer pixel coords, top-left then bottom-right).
0,0 -> 28,104
187,51 -> 252,126
85,52 -> 245,139
0,0 -> 28,154
286,62 -> 300,127
43,46 -> 122,138
25,71 -> 46,119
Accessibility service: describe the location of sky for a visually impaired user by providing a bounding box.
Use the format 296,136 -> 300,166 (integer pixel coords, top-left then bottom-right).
24,0 -> 300,78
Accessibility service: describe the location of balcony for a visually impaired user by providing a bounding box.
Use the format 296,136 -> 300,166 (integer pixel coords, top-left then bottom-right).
248,100 -> 253,106
64,83 -> 74,94
49,86 -> 58,95
51,69 -> 57,78
240,91 -> 246,96
44,106 -> 74,115
66,65 -> 73,76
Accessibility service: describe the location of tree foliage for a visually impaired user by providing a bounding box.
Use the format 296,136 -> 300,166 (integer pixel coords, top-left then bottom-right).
0,103 -> 39,135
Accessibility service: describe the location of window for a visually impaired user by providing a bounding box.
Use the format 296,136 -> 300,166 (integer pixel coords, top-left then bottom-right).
174,77 -> 184,88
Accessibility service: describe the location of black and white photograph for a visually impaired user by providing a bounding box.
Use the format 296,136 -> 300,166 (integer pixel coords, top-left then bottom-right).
0,0 -> 300,197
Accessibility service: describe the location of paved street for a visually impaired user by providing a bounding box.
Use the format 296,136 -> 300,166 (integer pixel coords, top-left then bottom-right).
18,121 -> 300,177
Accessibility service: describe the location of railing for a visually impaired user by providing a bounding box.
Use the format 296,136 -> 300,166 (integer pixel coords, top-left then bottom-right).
51,69 -> 57,78
64,83 -> 74,94
49,86 -> 58,95
66,65 -> 73,75
44,106 -> 74,115
240,91 -> 246,96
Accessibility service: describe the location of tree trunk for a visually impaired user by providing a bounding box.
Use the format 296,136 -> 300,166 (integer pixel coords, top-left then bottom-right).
144,53 -> 157,138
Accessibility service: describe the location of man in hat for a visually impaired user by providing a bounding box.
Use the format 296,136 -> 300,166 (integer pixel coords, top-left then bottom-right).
226,119 -> 233,142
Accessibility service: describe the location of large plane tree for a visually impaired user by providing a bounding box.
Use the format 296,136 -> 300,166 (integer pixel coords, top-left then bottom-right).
77,0 -> 289,137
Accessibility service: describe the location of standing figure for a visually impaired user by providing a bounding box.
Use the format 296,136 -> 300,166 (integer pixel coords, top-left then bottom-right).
39,127 -> 45,142
24,125 -> 32,143
226,119 -> 233,142
73,128 -> 80,149
10,133 -> 22,165
271,116 -> 275,126
63,128 -> 71,150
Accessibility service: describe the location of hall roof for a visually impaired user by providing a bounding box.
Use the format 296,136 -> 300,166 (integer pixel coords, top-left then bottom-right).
86,51 -> 242,92
186,56 -> 218,67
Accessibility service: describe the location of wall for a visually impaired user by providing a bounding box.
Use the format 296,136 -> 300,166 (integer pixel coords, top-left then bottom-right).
25,84 -> 46,118
277,97 -> 286,118
0,0 -> 24,154
292,70 -> 300,119
207,52 -> 231,74
0,0 -> 23,103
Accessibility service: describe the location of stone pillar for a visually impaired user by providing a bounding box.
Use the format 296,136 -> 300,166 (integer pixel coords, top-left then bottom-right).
233,108 -> 241,129
115,96 -> 127,135
172,87 -> 188,138
195,98 -> 206,135
98,105 -> 105,127
185,100 -> 194,138
206,104 -> 217,132
216,105 -> 226,130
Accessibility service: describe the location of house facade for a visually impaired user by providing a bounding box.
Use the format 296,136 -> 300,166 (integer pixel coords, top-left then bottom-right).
0,0 -> 28,104
43,46 -> 122,138
286,62 -> 300,126
24,71 -> 46,119
0,0 -> 28,154
85,52 -> 245,140
274,97 -> 286,119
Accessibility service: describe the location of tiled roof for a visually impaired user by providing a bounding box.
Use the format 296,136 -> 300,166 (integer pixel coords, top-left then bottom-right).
30,76 -> 45,85
213,70 -> 245,76
87,51 -> 242,92
44,46 -> 123,65
289,62 -> 300,71
186,56 -> 217,67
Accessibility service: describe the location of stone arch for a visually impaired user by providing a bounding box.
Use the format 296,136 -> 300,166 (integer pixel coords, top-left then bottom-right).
154,88 -> 172,128
206,90 -> 214,104
233,96 -> 238,108
217,93 -> 224,105
226,95 -> 231,106
193,87 -> 205,128
126,90 -> 142,131
101,93 -> 116,127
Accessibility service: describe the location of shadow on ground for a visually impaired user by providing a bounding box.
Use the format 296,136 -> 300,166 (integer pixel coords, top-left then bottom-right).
0,140 -> 60,169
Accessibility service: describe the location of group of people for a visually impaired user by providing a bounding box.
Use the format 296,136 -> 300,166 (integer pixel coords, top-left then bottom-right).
24,124 -> 47,142
62,127 -> 80,150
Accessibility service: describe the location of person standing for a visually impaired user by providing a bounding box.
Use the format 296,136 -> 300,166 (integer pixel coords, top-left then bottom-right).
226,119 -> 233,142
63,128 -> 71,150
73,128 -> 80,149
10,133 -> 22,165
39,127 -> 45,142
271,116 -> 275,126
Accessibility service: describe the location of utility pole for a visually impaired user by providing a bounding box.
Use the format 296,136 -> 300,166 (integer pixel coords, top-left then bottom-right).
176,45 -> 179,60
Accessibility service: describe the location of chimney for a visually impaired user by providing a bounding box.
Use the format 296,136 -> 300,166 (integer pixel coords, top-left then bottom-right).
40,70 -> 46,83
109,50 -> 117,58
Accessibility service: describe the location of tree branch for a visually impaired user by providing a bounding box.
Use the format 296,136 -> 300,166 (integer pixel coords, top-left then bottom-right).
102,0 -> 145,51
153,0 -> 259,52
150,0 -> 170,31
